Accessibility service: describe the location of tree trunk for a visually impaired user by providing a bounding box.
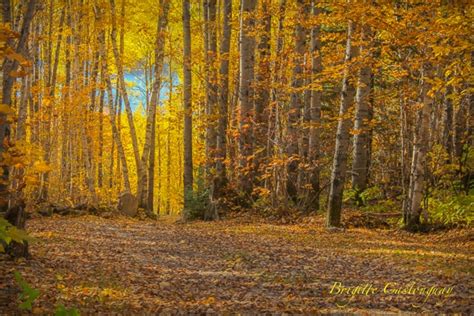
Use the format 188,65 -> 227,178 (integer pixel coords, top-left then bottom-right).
405,62 -> 433,230
98,9 -> 132,193
60,0 -> 72,188
137,0 -> 170,214
287,0 -> 308,203
254,0 -> 271,183
40,4 -> 65,201
203,0 -> 219,220
109,0 -> 143,194
105,76 -> 131,193
183,0 -> 194,213
268,0 -> 287,208
166,62 -> 173,215
327,21 -> 357,228
442,85 -> 453,161
351,24 -> 372,194
204,0 -> 218,179
238,0 -> 257,196
1,0 -> 36,258
213,0 -> 231,199
307,0 -> 322,211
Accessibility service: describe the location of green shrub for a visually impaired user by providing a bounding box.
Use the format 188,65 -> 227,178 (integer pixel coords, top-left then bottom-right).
182,167 -> 210,220
55,304 -> 80,316
14,271 -> 40,311
344,186 -> 384,206
14,271 -> 80,315
361,199 -> 397,214
0,216 -> 30,253
182,187 -> 210,221
428,194 -> 473,227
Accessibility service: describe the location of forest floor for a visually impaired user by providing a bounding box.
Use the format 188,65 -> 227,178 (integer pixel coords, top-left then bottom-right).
0,214 -> 472,314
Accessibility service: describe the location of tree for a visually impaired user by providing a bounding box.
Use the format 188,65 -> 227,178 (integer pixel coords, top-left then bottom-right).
204,0 -> 218,180
307,0 -> 322,210
405,62 -> 433,230
351,23 -> 372,195
110,0 -> 143,197
327,20 -> 357,228
287,0 -> 309,203
254,0 -> 271,181
1,0 -> 37,257
182,0 -> 193,213
213,0 -> 232,199
238,0 -> 257,196
138,0 -> 170,215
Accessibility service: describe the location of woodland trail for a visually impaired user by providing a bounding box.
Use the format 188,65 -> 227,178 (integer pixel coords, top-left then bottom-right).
0,215 -> 472,314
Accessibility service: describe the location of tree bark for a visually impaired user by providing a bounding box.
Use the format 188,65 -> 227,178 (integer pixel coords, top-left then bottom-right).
351,24 -> 372,194
40,3 -> 65,201
166,62 -> 173,215
307,0 -> 322,211
183,0 -> 194,213
1,0 -> 37,258
204,0 -> 218,179
254,0 -> 271,182
97,6 -> 131,193
137,0 -> 170,214
405,62 -> 433,230
109,0 -> 143,194
327,21 -> 357,228
213,0 -> 232,199
287,0 -> 308,203
238,0 -> 257,196
442,85 -> 453,161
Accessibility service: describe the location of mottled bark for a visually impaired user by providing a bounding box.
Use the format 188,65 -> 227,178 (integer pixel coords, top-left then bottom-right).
204,0 -> 218,178
109,0 -> 143,193
1,0 -> 36,258
61,0 -> 72,188
40,4 -> 65,201
268,0 -> 287,207
214,0 -> 232,198
287,0 -> 308,202
98,4 -> 131,193
327,21 -> 357,228
183,0 -> 194,211
166,63 -> 173,215
104,75 -> 131,193
442,85 -> 453,160
137,0 -> 169,214
254,0 -> 271,181
307,0 -> 322,211
405,62 -> 433,230
238,0 -> 257,196
351,24 -> 372,193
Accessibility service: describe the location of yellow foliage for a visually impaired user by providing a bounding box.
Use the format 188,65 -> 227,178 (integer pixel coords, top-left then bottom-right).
32,162 -> 52,173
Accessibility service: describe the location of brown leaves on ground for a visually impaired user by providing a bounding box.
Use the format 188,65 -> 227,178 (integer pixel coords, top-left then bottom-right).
0,215 -> 472,314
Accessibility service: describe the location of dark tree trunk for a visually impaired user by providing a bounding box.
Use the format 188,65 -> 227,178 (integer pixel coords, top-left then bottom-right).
1,0 -> 37,258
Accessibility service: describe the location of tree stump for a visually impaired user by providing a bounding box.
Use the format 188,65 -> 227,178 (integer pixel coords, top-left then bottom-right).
118,192 -> 138,217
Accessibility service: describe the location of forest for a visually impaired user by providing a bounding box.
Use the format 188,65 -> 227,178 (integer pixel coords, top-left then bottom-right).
0,0 -> 472,314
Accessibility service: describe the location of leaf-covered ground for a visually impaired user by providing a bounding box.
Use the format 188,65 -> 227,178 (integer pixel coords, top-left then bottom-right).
0,215 -> 472,314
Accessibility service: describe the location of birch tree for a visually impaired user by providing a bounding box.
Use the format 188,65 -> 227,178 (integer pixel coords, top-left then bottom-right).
351,23 -> 372,195
327,21 -> 357,228
137,0 -> 170,214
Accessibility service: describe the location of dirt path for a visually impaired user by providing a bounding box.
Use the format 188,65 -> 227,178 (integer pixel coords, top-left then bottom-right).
0,216 -> 472,314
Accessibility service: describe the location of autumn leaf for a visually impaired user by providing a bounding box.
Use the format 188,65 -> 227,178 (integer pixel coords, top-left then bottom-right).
9,70 -> 28,78
32,162 -> 52,173
0,104 -> 15,115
